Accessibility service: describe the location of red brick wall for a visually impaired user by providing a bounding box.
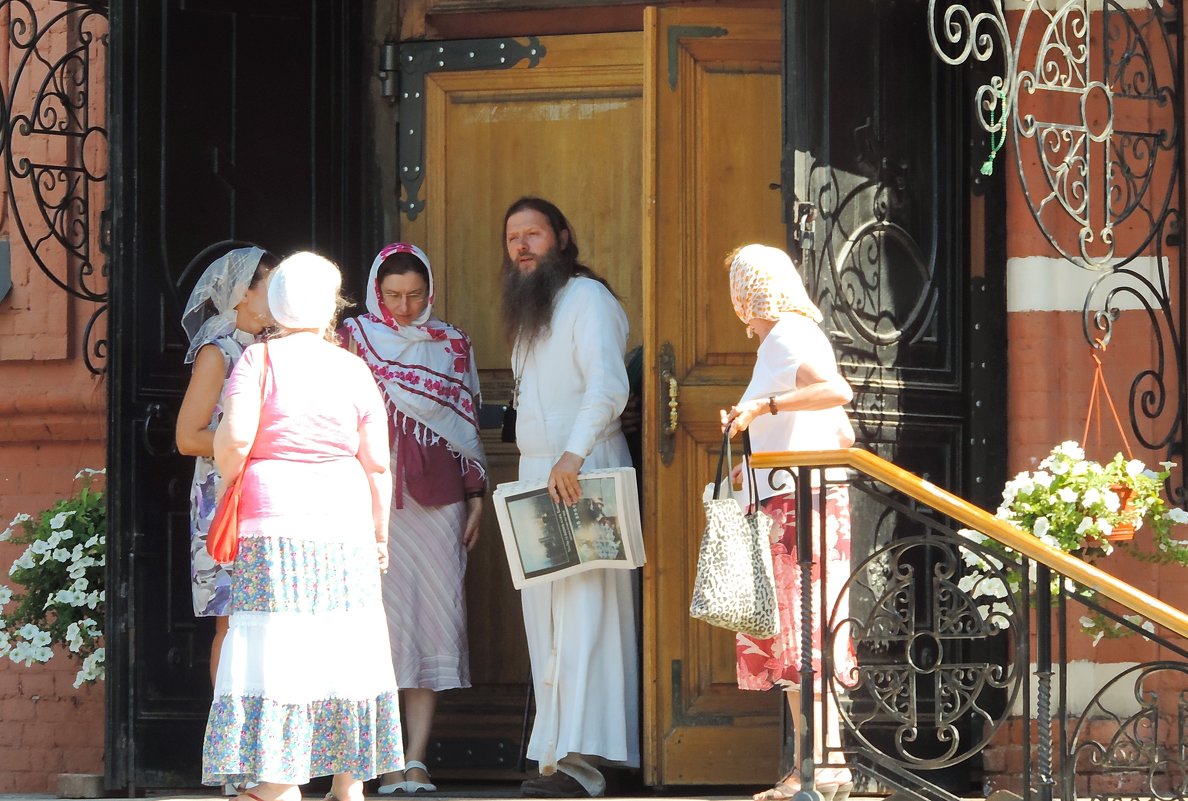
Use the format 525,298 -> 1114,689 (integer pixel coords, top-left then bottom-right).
0,373 -> 107,792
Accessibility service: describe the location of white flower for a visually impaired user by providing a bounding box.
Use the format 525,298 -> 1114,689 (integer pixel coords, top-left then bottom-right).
8,639 -> 52,666
1103,491 -> 1121,512
1033,472 -> 1054,488
0,630 -> 9,657
16,622 -> 40,641
1040,534 -> 1060,549
48,510 -> 76,530
73,647 -> 105,687
55,589 -> 86,607
1092,630 -> 1105,647
0,527 -> 11,543
1057,488 -> 1079,504
1056,441 -> 1085,460
1071,460 -> 1089,476
1142,470 -> 1163,481
1076,517 -> 1094,535
85,591 -> 101,609
83,534 -> 100,549
1160,461 -> 1177,471
1082,488 -> 1103,507
29,540 -> 51,556
1033,516 -> 1051,538
74,467 -> 106,480
56,528 -> 73,542
1168,508 -> 1188,524
0,585 -> 11,607
1099,519 -> 1114,536
66,621 -> 84,652
6,512 -> 31,528
10,548 -> 37,573
1125,459 -> 1146,477
52,548 -> 71,563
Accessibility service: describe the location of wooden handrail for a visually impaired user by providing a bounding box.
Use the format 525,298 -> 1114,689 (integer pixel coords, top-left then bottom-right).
749,447 -> 1188,640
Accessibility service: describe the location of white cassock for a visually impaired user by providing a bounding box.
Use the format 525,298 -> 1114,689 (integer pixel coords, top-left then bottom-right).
513,276 -> 641,774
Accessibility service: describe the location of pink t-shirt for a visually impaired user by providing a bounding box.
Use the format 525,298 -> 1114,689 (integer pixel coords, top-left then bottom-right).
224,335 -> 388,531
226,337 -> 386,462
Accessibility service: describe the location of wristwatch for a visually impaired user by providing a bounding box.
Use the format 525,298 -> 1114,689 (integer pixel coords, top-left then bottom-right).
768,395 -> 778,415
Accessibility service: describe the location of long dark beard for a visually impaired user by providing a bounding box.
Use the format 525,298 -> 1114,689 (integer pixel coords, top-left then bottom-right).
501,249 -> 570,348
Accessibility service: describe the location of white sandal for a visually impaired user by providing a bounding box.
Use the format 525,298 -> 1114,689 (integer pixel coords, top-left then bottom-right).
401,761 -> 437,794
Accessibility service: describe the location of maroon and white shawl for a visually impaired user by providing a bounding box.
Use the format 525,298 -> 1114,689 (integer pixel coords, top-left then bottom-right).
342,242 -> 486,472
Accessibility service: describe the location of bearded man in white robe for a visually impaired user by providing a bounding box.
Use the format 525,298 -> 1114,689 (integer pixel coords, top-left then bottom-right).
501,197 -> 639,799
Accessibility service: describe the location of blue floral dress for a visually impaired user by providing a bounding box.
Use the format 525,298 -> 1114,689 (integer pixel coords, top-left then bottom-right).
189,330 -> 254,617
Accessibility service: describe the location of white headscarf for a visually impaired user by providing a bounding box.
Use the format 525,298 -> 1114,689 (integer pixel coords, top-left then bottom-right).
342,243 -> 485,468
728,244 -> 822,335
268,252 -> 342,331
181,246 -> 268,363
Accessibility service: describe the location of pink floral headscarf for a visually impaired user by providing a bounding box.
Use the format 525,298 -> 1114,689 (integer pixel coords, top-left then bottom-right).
728,244 -> 822,335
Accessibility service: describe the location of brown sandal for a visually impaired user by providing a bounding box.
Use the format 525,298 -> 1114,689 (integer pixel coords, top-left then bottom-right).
753,770 -> 802,801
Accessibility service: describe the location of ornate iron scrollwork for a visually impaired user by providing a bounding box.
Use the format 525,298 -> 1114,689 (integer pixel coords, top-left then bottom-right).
0,0 -> 109,374
930,1 -> 1186,505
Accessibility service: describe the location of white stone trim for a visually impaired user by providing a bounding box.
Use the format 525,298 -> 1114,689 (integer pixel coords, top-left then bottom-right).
1006,256 -> 1166,312
1009,660 -> 1140,717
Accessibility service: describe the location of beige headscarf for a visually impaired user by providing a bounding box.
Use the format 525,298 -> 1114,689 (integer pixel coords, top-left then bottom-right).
728,244 -> 822,336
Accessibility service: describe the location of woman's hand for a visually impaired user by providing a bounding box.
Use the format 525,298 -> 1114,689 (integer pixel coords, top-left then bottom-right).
376,540 -> 389,573
721,399 -> 766,437
548,451 -> 585,505
463,497 -> 483,551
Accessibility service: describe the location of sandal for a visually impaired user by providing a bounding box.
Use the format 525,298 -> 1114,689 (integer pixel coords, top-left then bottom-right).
754,769 -> 801,801
377,774 -> 405,796
402,761 -> 437,794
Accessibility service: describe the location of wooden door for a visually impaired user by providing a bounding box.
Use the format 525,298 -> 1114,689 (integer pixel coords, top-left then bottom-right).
642,6 -> 784,786
397,32 -> 644,774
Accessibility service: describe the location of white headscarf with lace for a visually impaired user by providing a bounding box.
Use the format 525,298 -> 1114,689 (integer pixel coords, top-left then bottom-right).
181,247 -> 268,363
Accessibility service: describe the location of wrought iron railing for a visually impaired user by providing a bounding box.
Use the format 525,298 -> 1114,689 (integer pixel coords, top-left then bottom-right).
0,0 -> 109,373
750,448 -> 1188,801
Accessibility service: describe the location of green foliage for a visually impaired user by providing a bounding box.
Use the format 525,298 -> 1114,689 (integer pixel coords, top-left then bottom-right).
0,469 -> 106,686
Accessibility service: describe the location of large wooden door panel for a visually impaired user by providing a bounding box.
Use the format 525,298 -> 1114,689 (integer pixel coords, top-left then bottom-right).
643,6 -> 784,786
397,32 -> 644,774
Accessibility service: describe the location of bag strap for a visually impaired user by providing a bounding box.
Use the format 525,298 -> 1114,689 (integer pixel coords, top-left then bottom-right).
712,428 -> 734,500
226,341 -> 271,496
742,430 -> 760,511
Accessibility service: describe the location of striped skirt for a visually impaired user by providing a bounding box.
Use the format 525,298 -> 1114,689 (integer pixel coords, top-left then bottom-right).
383,464 -> 471,691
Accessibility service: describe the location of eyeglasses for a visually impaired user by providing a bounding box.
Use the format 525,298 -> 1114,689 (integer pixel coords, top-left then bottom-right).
383,290 -> 428,303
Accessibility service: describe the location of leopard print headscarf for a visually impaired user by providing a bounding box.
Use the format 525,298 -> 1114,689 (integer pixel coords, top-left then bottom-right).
728,244 -> 822,336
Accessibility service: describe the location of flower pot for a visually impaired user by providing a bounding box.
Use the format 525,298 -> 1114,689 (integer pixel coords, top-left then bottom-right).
1106,484 -> 1136,542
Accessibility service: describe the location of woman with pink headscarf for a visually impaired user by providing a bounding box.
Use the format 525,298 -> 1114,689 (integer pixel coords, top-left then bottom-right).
342,243 -> 487,796
720,244 -> 856,801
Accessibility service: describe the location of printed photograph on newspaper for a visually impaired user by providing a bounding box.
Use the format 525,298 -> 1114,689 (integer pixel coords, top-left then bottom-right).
493,467 -> 644,589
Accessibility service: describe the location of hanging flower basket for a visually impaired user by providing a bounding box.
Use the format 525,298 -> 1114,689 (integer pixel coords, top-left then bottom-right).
960,442 -> 1188,641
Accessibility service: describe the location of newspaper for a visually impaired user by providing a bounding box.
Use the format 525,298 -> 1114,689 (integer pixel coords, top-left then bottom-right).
492,466 -> 645,589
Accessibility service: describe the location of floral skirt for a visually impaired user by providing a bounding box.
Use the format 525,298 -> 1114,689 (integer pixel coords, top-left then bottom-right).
736,485 -> 857,691
201,528 -> 404,785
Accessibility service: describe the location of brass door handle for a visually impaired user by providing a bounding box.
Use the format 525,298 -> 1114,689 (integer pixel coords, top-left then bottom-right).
662,371 -> 679,433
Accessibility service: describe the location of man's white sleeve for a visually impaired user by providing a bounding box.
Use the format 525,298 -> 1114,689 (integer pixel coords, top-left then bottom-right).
564,282 -> 630,459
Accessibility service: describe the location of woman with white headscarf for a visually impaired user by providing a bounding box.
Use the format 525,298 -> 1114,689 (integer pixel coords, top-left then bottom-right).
341,243 -> 486,795
202,252 -> 403,801
719,244 -> 857,801
177,246 -> 277,689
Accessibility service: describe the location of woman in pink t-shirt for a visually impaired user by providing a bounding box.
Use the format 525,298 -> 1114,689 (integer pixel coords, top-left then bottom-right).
203,253 -> 403,801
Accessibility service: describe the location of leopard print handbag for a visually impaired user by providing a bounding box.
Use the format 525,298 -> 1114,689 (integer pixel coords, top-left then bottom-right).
689,430 -> 781,638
